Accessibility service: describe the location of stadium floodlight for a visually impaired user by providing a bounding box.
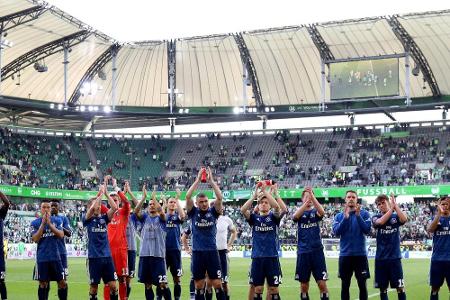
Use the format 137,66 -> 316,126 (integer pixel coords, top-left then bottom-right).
88,106 -> 94,112
33,61 -> 48,73
57,104 -> 63,110
103,106 -> 112,113
270,107 -> 275,112
233,107 -> 240,114
80,106 -> 86,112
412,64 -> 420,76
93,106 -> 99,112
178,108 -> 184,114
264,107 -> 270,113
80,81 -> 99,96
49,103 -> 55,109
97,69 -> 107,80
239,107 -> 245,113
184,108 -> 189,113
80,82 -> 89,95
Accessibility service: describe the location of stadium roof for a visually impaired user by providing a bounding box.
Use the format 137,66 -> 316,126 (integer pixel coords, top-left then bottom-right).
0,0 -> 449,130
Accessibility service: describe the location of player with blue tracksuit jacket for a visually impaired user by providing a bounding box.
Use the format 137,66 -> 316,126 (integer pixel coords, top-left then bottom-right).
333,190 -> 371,300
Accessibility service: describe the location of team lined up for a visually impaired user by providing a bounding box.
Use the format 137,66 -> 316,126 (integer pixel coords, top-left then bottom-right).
0,164 -> 448,300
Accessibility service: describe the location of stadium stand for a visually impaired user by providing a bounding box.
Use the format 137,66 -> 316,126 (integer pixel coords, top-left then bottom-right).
2,124 -> 450,190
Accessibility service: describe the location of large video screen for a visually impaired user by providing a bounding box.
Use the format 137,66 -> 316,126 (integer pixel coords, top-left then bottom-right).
330,58 -> 399,100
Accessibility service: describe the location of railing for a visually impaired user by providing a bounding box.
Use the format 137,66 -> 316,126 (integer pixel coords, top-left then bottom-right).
3,119 -> 448,140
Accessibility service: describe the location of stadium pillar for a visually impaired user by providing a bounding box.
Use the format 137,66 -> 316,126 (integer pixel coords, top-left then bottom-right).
320,60 -> 326,112
63,45 -> 69,106
262,116 -> 267,130
242,64 -> 249,109
169,118 -> 176,133
405,50 -> 411,106
0,32 -> 2,96
127,148 -> 133,183
168,40 -> 176,114
111,50 -> 118,111
0,25 -> 4,96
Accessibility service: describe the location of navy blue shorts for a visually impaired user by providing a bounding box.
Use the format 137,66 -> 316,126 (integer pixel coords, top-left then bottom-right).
138,256 -> 167,285
128,250 -> 136,278
33,261 -> 64,282
374,259 -> 404,289
0,254 -> 5,280
250,257 -> 282,287
295,251 -> 328,283
192,250 -> 222,281
430,260 -> 450,288
166,249 -> 182,278
218,250 -> 229,283
87,257 -> 117,285
49,255 -> 68,281
338,256 -> 370,281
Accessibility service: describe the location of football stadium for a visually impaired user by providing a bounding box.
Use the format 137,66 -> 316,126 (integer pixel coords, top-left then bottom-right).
0,0 -> 450,299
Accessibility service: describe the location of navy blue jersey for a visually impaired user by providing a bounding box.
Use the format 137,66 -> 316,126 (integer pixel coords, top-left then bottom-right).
83,214 -> 111,258
295,208 -> 323,253
165,212 -> 184,250
56,215 -> 72,256
372,213 -> 404,260
187,206 -> 220,251
31,216 -> 63,263
332,210 -> 371,256
0,205 -> 8,254
247,212 -> 281,258
431,216 -> 450,261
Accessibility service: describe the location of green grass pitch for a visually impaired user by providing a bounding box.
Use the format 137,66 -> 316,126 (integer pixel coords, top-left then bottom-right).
5,257 -> 448,299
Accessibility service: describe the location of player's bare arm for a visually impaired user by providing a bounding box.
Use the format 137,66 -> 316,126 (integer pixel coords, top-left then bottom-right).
134,185 -> 148,219
208,167 -> 223,213
185,168 -> 202,213
307,187 -> 325,217
428,200 -> 443,233
104,184 -> 118,220
175,188 -> 186,220
241,186 -> 258,220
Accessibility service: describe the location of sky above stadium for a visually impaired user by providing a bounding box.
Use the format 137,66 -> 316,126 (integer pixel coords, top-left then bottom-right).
46,0 -> 448,41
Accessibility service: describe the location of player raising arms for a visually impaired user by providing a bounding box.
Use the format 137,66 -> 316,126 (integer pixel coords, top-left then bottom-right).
164,188 -> 186,300
247,183 -> 287,300
372,194 -> 407,300
104,176 -> 131,300
241,182 -> 282,300
0,191 -> 10,300
31,199 -> 68,300
84,184 -> 118,300
292,187 -> 329,300
186,167 -> 226,300
427,197 -> 450,300
133,186 -> 172,300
